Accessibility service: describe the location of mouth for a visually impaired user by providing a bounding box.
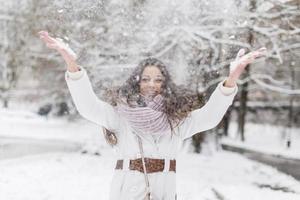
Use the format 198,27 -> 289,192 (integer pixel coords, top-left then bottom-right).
147,90 -> 156,94
141,90 -> 158,98
146,89 -> 158,95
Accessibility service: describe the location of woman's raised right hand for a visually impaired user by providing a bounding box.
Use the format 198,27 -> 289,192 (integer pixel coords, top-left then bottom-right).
38,31 -> 79,71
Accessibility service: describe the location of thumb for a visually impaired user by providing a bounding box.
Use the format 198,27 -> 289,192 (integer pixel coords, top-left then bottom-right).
235,49 -> 245,61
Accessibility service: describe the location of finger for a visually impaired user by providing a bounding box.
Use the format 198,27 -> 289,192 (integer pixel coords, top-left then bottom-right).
257,47 -> 267,54
38,31 -> 56,43
56,37 -> 71,48
38,30 -> 48,34
41,35 -> 56,43
246,54 -> 260,64
254,47 -> 267,56
240,52 -> 252,61
55,38 -> 69,47
237,49 -> 245,57
235,49 -> 245,61
40,36 -> 55,45
258,47 -> 267,52
239,54 -> 253,65
38,30 -> 48,36
246,47 -> 267,57
55,37 -> 63,42
46,43 -> 58,49
254,50 -> 267,58
252,52 -> 260,58
38,31 -> 50,39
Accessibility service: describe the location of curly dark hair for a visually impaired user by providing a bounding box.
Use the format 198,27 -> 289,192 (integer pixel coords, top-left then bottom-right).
103,57 -> 202,146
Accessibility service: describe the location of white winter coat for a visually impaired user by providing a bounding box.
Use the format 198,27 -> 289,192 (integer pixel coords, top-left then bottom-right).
65,67 -> 238,200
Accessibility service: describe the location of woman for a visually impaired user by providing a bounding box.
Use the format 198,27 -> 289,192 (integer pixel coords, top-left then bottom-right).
38,30 -> 266,200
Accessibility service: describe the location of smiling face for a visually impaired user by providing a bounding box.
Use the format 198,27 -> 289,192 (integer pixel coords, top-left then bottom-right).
139,65 -> 165,98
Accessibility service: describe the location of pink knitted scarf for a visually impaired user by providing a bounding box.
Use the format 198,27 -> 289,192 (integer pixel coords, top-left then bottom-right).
116,94 -> 170,135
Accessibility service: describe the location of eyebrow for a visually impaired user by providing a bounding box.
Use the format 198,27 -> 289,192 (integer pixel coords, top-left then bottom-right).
141,75 -> 164,78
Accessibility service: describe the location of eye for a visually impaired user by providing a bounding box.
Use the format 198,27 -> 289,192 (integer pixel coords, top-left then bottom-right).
155,79 -> 163,83
141,78 -> 150,82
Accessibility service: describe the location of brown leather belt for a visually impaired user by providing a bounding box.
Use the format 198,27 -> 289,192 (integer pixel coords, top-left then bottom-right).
115,158 -> 176,173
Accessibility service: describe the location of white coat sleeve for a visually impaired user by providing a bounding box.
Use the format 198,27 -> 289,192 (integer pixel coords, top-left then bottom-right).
65,67 -> 120,133
178,78 -> 238,140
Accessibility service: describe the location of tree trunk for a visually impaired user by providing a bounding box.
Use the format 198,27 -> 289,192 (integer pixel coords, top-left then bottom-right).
4,99 -> 8,108
286,61 -> 296,148
237,78 -> 248,141
237,0 -> 256,142
223,108 -> 232,137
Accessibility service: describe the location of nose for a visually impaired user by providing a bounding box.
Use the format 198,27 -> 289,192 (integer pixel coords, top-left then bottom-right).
148,79 -> 155,87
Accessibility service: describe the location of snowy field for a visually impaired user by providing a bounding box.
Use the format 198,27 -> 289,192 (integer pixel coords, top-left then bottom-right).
1,108 -> 300,200
223,122 -> 300,160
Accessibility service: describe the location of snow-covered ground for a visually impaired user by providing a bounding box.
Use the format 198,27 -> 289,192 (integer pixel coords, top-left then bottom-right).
222,122 -> 300,160
1,108 -> 300,200
1,151 -> 300,200
0,108 -> 105,156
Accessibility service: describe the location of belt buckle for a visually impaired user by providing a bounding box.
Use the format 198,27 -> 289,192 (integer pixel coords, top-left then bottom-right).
123,158 -> 130,171
163,158 -> 170,172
